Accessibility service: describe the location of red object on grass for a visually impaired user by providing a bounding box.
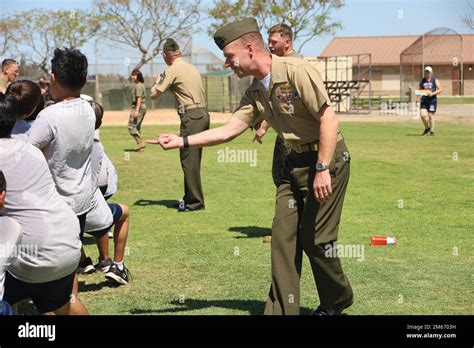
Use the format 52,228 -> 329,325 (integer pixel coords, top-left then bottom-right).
370,236 -> 397,246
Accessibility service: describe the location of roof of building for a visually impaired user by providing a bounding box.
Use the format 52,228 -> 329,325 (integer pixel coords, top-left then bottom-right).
320,34 -> 474,66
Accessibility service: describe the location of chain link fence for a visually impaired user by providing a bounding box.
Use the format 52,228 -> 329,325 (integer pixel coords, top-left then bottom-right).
400,28 -> 464,102
84,57 -> 246,112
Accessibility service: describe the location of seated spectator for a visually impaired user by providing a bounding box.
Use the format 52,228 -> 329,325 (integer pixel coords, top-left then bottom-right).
0,170 -> 22,315
0,95 -> 88,315
80,101 -> 131,285
5,80 -> 42,140
28,47 -> 95,240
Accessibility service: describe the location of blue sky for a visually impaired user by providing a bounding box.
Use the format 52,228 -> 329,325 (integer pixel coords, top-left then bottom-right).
1,0 -> 472,64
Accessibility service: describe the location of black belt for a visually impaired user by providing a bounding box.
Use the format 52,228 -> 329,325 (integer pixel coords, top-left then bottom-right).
178,104 -> 206,115
284,133 -> 343,154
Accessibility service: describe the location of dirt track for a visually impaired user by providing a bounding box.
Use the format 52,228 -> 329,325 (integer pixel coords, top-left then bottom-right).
103,105 -> 474,126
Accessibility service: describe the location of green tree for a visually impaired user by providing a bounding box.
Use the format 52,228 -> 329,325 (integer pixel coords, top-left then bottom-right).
460,0 -> 473,30
208,0 -> 344,52
18,57 -> 45,79
13,9 -> 101,74
0,16 -> 20,57
94,0 -> 202,70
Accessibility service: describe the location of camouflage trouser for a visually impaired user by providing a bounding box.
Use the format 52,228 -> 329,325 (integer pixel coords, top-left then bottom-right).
128,108 -> 146,141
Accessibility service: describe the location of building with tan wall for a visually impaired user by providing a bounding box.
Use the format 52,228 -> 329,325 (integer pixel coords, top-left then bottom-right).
316,32 -> 474,98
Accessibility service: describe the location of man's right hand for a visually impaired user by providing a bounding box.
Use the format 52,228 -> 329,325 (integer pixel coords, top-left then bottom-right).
253,126 -> 267,144
146,134 -> 183,150
253,121 -> 270,144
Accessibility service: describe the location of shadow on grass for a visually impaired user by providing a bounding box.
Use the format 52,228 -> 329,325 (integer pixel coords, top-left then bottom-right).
228,226 -> 271,238
131,298 -> 265,315
130,298 -> 313,315
82,235 -> 98,246
78,279 -> 121,292
123,148 -> 139,152
134,199 -> 178,209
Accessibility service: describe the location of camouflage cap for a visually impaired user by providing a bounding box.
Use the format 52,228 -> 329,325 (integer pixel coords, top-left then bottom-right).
163,38 -> 180,52
213,17 -> 260,50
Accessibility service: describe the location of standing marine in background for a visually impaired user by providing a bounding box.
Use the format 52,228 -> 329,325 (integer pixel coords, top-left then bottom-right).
128,69 -> 147,152
150,38 -> 210,212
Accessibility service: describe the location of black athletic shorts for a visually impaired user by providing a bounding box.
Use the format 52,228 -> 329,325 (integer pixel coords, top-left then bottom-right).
86,204 -> 123,238
3,271 -> 75,314
77,212 -> 87,241
420,97 -> 437,113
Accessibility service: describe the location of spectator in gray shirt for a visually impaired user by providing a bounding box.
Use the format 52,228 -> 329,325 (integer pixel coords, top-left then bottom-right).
28,48 -> 95,237
0,95 -> 88,315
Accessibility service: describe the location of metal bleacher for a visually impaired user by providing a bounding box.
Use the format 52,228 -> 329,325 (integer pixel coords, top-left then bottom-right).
315,54 -> 373,113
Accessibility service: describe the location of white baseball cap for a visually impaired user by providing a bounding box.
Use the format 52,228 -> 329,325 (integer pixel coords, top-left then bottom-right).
424,66 -> 433,73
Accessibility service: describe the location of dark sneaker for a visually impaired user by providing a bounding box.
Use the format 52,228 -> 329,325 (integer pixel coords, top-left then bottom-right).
94,258 -> 114,273
429,131 -> 435,136
422,128 -> 431,136
173,200 -> 184,208
311,297 -> 354,316
105,264 -> 131,285
177,200 -> 189,212
178,201 -> 205,212
77,257 -> 95,275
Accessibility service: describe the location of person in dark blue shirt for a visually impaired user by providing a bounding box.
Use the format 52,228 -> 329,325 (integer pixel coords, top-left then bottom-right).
419,66 -> 442,136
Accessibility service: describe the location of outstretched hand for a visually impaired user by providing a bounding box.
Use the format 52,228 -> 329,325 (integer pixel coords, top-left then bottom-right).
146,134 -> 182,150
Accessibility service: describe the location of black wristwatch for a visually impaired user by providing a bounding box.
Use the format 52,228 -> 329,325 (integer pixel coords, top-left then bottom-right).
316,162 -> 329,172
183,136 -> 189,148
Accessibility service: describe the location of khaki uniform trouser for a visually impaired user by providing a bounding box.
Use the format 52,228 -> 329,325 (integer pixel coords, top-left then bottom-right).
128,108 -> 147,141
272,135 -> 286,187
264,139 -> 353,315
179,108 -> 210,210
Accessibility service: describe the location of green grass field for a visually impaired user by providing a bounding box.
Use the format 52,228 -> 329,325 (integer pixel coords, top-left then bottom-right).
437,97 -> 474,105
353,96 -> 474,107
76,121 -> 473,315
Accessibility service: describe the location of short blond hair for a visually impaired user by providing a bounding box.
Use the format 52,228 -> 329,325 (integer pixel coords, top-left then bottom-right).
233,32 -> 268,53
268,23 -> 293,41
164,49 -> 182,59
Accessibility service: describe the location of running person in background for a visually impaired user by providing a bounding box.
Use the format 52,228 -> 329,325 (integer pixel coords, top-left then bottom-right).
128,69 -> 147,152
419,66 -> 442,136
